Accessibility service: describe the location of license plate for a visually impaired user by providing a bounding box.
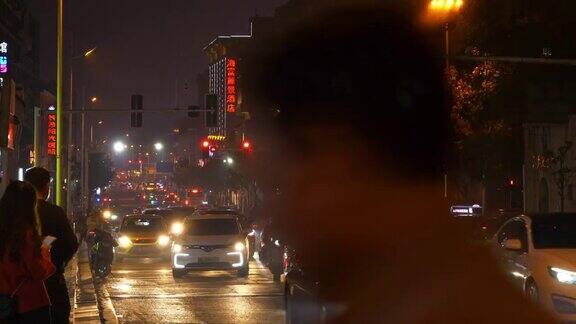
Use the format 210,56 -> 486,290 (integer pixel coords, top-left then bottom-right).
198,257 -> 218,263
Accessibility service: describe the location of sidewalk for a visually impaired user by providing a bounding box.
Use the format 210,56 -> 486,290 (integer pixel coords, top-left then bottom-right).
69,242 -> 101,323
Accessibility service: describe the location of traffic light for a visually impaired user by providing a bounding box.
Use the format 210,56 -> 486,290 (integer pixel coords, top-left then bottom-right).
188,105 -> 199,118
201,140 -> 210,158
241,140 -> 251,150
131,94 -> 143,127
205,94 -> 218,128
241,140 -> 253,155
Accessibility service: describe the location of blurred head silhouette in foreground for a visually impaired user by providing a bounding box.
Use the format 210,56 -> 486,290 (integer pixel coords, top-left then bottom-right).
251,1 -> 553,322
0,181 -> 41,261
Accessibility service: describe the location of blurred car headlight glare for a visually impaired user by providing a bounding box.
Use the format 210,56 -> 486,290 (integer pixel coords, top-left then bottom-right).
234,242 -> 245,251
550,267 -> 576,284
118,236 -> 132,248
171,222 -> 184,235
158,235 -> 170,246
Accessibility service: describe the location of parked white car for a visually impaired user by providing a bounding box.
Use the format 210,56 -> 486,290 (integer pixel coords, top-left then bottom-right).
493,214 -> 576,320
171,213 -> 249,278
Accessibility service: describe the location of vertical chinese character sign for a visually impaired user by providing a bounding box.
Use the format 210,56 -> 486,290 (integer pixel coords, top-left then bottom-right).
0,42 -> 7,87
226,58 -> 237,113
47,110 -> 57,156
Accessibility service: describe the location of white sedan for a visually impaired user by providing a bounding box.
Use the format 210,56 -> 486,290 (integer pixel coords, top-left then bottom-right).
171,214 -> 249,278
493,214 -> 576,320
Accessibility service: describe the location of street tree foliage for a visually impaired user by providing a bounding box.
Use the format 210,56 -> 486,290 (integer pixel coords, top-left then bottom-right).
447,59 -> 514,201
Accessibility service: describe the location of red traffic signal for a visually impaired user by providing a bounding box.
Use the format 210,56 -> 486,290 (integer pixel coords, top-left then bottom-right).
241,140 -> 253,152
202,140 -> 210,148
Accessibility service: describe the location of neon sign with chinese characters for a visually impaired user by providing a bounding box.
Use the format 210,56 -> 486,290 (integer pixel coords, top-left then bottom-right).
0,42 -> 7,87
226,58 -> 237,113
47,111 -> 57,156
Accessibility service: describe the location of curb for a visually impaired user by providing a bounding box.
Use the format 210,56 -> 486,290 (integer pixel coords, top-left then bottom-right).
72,243 -> 101,323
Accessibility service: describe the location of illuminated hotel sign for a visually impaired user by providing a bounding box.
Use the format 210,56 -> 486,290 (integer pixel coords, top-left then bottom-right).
47,107 -> 57,156
0,42 -> 7,87
226,58 -> 236,113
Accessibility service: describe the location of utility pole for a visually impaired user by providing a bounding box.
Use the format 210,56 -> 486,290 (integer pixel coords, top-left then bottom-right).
33,107 -> 41,166
66,63 -> 73,215
56,0 -> 63,206
80,86 -> 86,213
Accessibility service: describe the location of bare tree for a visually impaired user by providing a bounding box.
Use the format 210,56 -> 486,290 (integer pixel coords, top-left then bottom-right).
548,141 -> 574,212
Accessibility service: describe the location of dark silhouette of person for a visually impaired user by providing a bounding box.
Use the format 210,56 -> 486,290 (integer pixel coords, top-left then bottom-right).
249,1 -> 555,322
0,181 -> 55,323
25,168 -> 79,324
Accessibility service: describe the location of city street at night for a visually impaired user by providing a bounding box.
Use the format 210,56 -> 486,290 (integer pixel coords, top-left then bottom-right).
97,257 -> 284,323
2,0 -> 576,323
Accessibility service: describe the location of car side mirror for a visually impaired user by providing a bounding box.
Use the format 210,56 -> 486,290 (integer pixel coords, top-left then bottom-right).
503,238 -> 522,251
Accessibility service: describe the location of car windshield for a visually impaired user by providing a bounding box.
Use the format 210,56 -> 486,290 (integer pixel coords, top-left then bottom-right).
122,217 -> 165,232
532,215 -> 576,249
184,218 -> 239,236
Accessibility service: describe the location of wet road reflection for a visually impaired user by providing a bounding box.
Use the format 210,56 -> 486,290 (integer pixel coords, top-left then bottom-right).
100,257 -> 285,323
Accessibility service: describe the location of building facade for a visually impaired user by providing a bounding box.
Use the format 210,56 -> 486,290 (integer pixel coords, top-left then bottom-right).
524,116 -> 576,213
0,0 -> 43,193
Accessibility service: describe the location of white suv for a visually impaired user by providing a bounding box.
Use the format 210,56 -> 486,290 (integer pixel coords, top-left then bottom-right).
171,214 -> 249,278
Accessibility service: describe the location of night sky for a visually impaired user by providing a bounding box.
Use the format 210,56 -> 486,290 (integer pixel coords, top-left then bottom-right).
29,0 -> 286,145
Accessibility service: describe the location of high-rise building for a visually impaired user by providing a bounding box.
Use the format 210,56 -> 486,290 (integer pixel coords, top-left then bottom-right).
0,0 -> 43,192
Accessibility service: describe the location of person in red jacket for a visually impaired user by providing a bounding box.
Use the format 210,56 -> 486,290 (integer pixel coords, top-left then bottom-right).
0,181 -> 55,323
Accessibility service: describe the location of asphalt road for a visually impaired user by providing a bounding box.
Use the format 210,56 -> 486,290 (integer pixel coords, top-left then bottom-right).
97,257 -> 285,323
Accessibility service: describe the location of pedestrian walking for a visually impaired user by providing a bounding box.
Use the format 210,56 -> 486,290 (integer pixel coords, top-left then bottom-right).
0,181 -> 55,323
25,168 -> 79,324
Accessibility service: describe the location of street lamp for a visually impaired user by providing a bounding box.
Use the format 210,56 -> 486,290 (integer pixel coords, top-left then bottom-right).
90,97 -> 98,103
428,0 -> 463,199
154,142 -> 164,151
428,0 -> 464,67
113,141 -> 127,153
83,46 -> 97,57
69,45 -> 98,212
429,0 -> 463,11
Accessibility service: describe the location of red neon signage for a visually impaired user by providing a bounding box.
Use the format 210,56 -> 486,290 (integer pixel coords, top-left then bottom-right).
226,58 -> 237,113
47,113 -> 57,156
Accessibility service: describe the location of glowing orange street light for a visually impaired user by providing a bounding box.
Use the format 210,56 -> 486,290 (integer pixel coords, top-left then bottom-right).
202,140 -> 210,148
428,0 -> 463,67
429,0 -> 463,12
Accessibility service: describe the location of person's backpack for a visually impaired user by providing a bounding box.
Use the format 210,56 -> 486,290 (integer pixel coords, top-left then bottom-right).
0,279 -> 25,320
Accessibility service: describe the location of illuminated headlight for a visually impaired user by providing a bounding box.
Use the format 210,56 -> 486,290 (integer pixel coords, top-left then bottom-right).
111,214 -> 118,221
234,242 -> 245,252
549,267 -> 576,284
118,236 -> 132,248
274,239 -> 281,247
171,222 -> 184,235
102,210 -> 112,219
158,235 -> 170,246
172,244 -> 182,253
